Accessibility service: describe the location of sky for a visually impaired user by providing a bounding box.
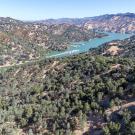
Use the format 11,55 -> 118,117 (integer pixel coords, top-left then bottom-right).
0,0 -> 135,20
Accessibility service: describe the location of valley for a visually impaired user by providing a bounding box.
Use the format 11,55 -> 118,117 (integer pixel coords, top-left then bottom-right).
0,13 -> 135,135
0,30 -> 131,68
0,18 -> 102,66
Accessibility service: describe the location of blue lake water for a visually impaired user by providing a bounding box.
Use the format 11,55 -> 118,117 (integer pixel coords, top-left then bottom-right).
46,32 -> 132,58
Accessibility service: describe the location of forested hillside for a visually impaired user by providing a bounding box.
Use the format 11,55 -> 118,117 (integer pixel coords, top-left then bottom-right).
0,17 -> 102,66
0,53 -> 135,135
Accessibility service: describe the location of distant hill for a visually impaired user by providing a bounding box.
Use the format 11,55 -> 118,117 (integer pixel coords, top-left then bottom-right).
34,13 -> 135,33
84,13 -> 135,33
32,18 -> 92,26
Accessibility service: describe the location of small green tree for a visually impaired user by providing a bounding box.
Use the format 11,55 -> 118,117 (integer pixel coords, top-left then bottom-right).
129,122 -> 135,134
108,122 -> 121,134
103,126 -> 110,135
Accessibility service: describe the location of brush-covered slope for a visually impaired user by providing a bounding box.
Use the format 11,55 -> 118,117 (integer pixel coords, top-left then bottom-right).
89,35 -> 135,58
0,54 -> 135,135
0,17 -> 102,66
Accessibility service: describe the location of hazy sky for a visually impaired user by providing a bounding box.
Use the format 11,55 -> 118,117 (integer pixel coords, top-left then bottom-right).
0,0 -> 135,20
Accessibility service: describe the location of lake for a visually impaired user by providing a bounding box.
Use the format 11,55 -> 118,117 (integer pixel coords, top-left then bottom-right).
46,32 -> 132,58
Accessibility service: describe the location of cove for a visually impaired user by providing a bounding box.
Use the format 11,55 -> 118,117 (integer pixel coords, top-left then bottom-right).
46,32 -> 132,58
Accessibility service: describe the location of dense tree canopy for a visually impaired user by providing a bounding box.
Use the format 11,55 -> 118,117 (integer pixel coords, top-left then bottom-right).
0,53 -> 134,135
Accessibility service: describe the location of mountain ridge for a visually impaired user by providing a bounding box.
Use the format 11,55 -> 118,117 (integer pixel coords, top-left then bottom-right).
31,12 -> 135,24
2,12 -> 134,33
